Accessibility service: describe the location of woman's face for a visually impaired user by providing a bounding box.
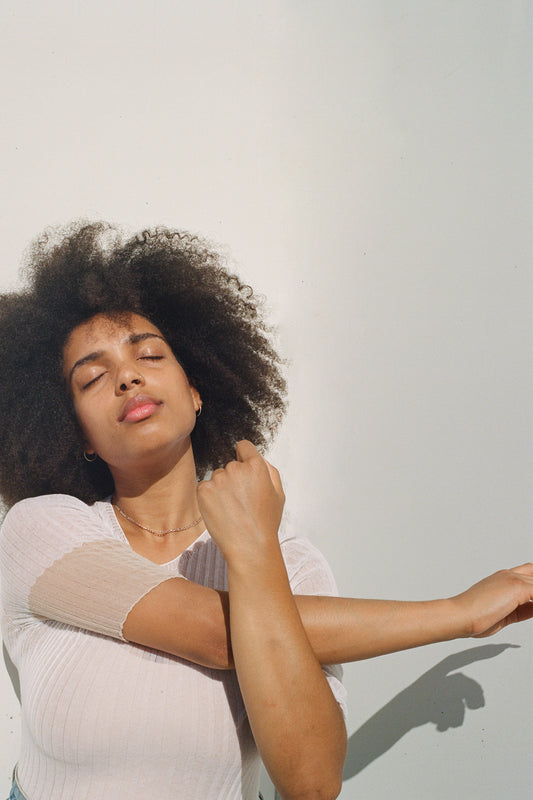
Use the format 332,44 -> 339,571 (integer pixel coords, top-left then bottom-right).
63,312 -> 201,474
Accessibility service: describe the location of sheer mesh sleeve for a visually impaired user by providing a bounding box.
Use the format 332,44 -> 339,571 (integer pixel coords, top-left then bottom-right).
281,532 -> 348,723
1,494 -> 178,643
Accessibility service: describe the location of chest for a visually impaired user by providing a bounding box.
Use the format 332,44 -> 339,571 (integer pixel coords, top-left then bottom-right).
21,623 -> 248,764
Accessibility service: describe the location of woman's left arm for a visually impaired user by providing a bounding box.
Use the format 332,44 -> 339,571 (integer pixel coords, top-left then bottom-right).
198,441 -> 347,800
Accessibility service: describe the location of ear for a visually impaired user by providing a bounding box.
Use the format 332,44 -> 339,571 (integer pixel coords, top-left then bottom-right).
81,435 -> 96,456
190,384 -> 202,413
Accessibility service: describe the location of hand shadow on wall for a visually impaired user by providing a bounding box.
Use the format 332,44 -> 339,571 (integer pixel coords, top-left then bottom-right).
343,643 -> 518,780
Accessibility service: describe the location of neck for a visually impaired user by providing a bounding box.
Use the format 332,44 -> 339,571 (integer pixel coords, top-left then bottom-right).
111,441 -> 201,532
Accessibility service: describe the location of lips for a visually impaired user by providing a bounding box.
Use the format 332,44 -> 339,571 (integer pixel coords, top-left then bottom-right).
118,395 -> 161,423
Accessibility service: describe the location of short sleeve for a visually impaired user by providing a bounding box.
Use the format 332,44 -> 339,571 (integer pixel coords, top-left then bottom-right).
0,494 -> 178,645
281,533 -> 348,723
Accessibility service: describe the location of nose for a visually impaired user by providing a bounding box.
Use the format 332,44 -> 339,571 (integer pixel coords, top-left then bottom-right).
116,363 -> 145,393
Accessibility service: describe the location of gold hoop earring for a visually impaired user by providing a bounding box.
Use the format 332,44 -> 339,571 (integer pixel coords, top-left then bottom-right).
196,405 -> 202,417
83,451 -> 97,462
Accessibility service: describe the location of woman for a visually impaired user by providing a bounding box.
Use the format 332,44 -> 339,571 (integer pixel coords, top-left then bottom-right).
1,222 -> 532,800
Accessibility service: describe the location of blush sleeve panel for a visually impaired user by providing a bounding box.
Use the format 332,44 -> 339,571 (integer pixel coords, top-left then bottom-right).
0,494 -> 179,647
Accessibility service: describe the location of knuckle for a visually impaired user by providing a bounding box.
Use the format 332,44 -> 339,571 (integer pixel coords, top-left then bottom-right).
197,481 -> 212,498
252,454 -> 268,471
224,461 -> 239,477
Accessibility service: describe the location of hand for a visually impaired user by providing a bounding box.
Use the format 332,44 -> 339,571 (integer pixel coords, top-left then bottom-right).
197,440 -> 285,562
452,563 -> 533,638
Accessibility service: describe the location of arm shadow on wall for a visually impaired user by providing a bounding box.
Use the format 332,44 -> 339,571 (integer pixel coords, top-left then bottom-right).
343,643 -> 518,781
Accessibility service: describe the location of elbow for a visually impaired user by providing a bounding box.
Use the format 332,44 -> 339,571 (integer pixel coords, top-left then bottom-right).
322,783 -> 343,800
278,760 -> 344,800
281,721 -> 346,800
285,739 -> 346,800
308,779 -> 343,800
324,773 -> 344,800
283,778 -> 342,800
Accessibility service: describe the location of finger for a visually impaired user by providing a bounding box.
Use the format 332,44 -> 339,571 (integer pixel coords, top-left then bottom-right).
516,602 -> 533,623
235,441 -> 283,488
197,468 -> 225,490
235,440 -> 260,462
265,460 -> 284,495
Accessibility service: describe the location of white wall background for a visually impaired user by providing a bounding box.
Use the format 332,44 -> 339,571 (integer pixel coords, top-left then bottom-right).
1,2 -> 531,798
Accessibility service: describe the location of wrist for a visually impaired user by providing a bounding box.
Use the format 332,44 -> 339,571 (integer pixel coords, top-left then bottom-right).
442,594 -> 474,639
220,527 -> 283,568
226,542 -> 287,585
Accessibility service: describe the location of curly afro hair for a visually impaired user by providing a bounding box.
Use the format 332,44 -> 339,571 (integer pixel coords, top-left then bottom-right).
0,221 -> 287,507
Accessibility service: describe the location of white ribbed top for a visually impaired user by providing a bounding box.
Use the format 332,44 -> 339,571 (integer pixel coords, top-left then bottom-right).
1,494 -> 346,800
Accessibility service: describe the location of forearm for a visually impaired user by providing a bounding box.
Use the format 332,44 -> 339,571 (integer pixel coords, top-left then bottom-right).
124,584 -> 463,670
295,564 -> 533,662
296,595 -> 463,663
124,566 -> 533,670
226,546 -> 346,800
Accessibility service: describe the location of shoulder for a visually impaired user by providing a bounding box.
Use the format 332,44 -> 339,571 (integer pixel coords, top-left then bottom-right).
4,493 -> 91,518
2,493 -> 96,535
279,522 -> 339,596
1,493 -> 113,558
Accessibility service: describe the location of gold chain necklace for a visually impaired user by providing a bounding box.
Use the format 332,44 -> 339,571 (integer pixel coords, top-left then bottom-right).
113,504 -> 203,538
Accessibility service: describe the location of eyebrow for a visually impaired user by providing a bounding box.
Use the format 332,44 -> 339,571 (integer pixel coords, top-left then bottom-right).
67,332 -> 167,384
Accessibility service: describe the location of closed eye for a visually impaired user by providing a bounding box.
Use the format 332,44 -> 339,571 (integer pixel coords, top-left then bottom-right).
82,373 -> 105,390
139,355 -> 163,361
